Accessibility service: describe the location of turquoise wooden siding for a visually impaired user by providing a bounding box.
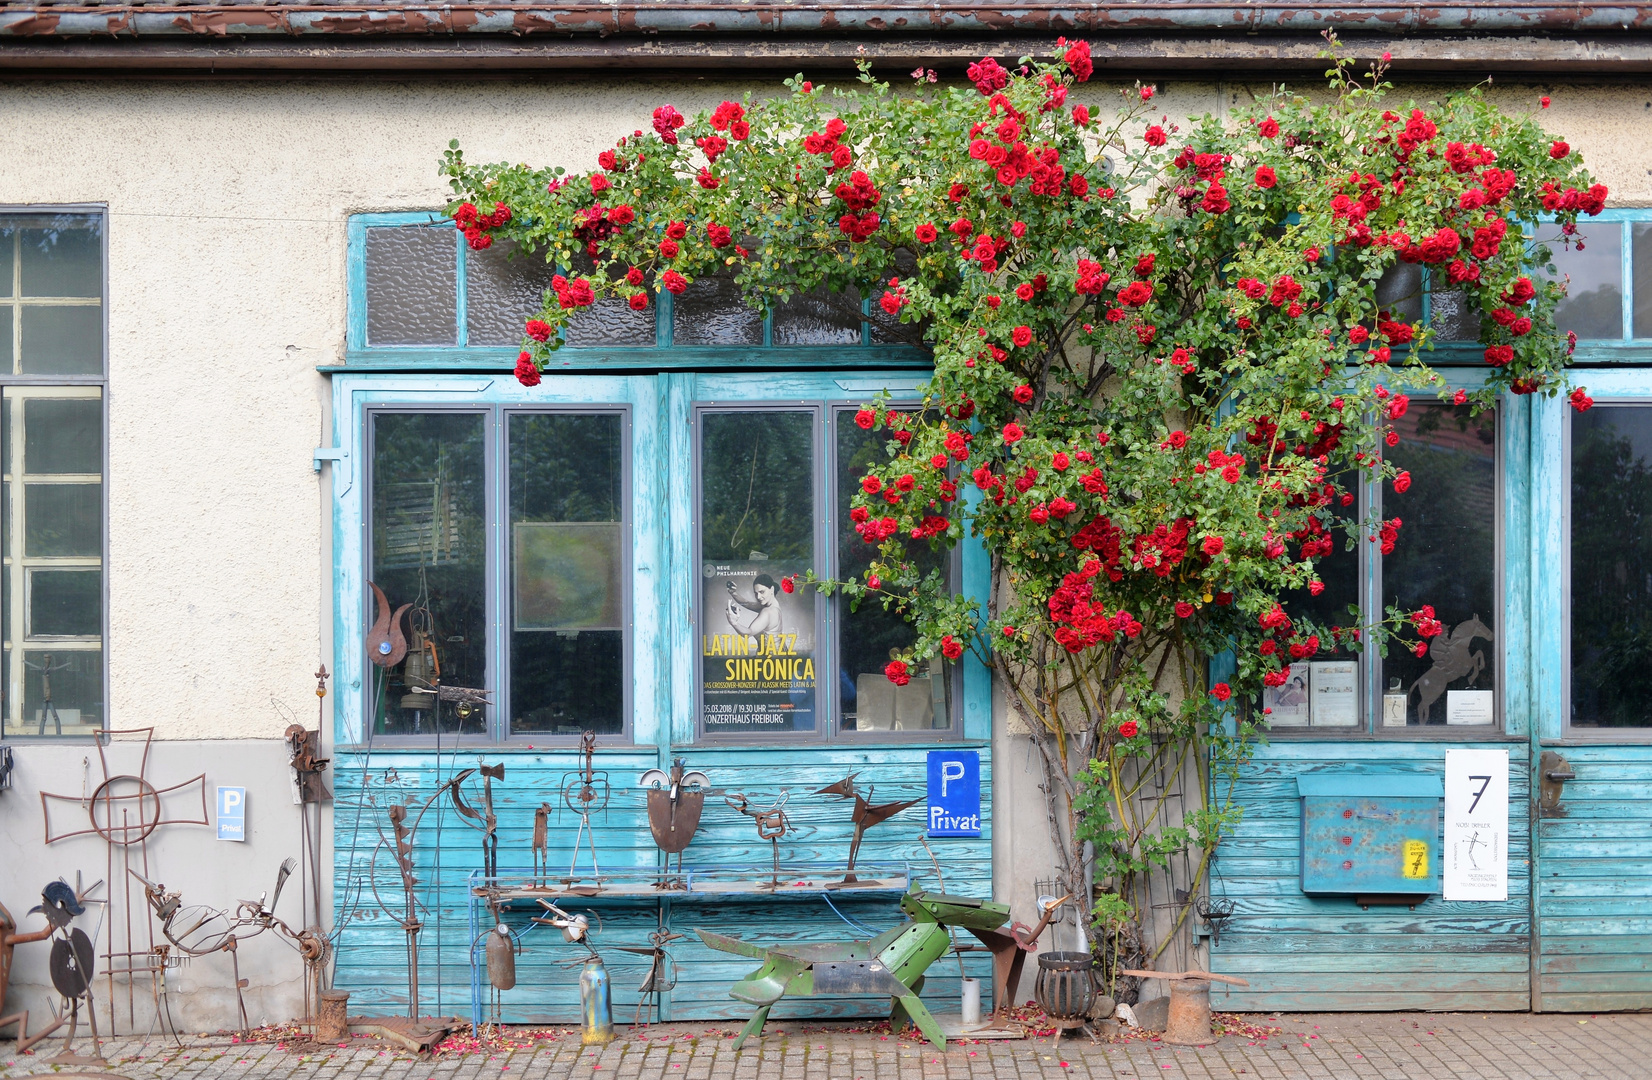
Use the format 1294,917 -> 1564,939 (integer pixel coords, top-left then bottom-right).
1535,745 -> 1652,1011
1209,742 -> 1532,1012
329,745 -> 993,1022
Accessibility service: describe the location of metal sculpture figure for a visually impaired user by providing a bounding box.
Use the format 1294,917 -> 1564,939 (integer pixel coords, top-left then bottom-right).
723,789 -> 790,890
451,763 -> 505,880
39,727 -> 209,1033
560,732 -> 610,887
137,859 -> 328,1034
366,581 -> 410,669
697,889 -> 1015,1049
813,774 -> 922,886
638,759 -> 710,888
25,653 -> 73,735
1409,614 -> 1494,724
379,767 -> 477,1019
532,802 -> 552,886
0,881 -> 97,1055
615,928 -> 682,1025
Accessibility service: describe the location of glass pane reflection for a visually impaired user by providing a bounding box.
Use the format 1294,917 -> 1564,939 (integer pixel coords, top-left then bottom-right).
1571,406 -> 1652,727
1536,223 -> 1623,341
370,412 -> 487,736
1381,404 -> 1497,726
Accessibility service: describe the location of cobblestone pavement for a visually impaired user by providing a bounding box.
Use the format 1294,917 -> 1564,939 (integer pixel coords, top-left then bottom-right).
5,1011 -> 1648,1080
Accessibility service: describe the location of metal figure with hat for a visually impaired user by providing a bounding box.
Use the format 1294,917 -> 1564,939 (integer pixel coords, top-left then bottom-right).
560,731 -> 610,888
723,789 -> 791,890
0,880 -> 104,1062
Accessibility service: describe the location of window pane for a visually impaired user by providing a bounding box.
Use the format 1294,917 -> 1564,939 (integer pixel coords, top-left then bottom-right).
9,650 -> 102,737
29,569 -> 99,637
1381,403 -> 1497,727
25,398 -> 100,475
773,287 -> 862,346
509,412 -> 624,736
1429,288 -> 1482,343
1536,223 -> 1623,340
1632,224 -> 1652,339
835,409 -> 952,732
674,275 -> 763,346
1272,471 -> 1361,729
364,227 -> 457,347
17,215 -> 102,298
371,412 -> 486,736
24,483 -> 100,557
465,240 -> 559,347
0,308 -> 11,372
20,305 -> 102,375
1375,262 -> 1424,324
700,410 -> 817,733
1570,406 -> 1652,727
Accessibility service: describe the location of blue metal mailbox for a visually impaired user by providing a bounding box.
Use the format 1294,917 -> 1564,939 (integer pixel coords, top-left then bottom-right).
1298,773 -> 1443,896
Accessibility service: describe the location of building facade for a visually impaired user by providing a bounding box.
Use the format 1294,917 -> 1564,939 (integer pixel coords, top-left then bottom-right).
3,3 -> 1652,1031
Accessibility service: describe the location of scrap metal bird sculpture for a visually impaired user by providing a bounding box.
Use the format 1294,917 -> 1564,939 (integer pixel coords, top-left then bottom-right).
813,773 -> 922,886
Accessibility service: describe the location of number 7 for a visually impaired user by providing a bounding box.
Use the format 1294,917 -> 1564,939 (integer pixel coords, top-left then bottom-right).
1467,775 -> 1491,814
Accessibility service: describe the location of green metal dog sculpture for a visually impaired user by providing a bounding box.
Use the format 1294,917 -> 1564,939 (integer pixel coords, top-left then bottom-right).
696,890 -> 1014,1049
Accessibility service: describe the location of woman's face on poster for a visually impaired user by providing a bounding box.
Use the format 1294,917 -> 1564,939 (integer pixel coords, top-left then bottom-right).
754,582 -> 776,605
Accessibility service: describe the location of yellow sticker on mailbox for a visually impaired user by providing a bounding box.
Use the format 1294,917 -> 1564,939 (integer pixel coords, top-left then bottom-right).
1402,839 -> 1429,879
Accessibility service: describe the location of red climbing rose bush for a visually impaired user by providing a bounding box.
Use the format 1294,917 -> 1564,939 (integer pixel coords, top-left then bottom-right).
442,46 -> 1602,977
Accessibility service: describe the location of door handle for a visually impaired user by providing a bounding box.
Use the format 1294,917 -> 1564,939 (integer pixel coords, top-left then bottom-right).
1539,751 -> 1573,815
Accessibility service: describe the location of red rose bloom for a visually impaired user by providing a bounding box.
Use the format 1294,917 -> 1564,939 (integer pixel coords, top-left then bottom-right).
662,271 -> 688,294
1002,423 -> 1024,444
1174,601 -> 1195,619
1258,117 -> 1280,138
1255,166 -> 1277,189
629,294 -> 649,311
525,319 -> 553,342
941,635 -> 964,659
1012,325 -> 1033,347
1212,683 -> 1232,702
915,223 -> 938,243
514,351 -> 541,387
1144,125 -> 1167,147
1118,720 -> 1139,738
884,659 -> 911,686
1551,140 -> 1570,159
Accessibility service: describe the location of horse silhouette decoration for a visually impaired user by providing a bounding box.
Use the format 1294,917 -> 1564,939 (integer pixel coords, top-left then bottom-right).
1409,614 -> 1494,724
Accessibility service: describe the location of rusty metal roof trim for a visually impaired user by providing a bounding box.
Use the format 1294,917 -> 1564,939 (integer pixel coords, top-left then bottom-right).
6,2 -> 1652,40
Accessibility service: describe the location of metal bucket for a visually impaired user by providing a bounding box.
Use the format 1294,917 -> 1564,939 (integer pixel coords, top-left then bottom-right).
1034,951 -> 1095,1022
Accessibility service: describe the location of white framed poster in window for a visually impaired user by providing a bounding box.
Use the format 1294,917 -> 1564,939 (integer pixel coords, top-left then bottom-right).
1264,662 -> 1310,726
1310,661 -> 1359,727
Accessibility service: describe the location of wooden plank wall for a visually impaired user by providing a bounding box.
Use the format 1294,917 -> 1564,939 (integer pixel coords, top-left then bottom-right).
1209,741 -> 1532,1012
330,745 -> 994,1023
1536,743 -> 1652,1012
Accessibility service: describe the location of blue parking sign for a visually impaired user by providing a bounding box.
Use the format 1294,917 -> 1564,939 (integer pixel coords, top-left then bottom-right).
927,750 -> 981,837
217,786 -> 246,842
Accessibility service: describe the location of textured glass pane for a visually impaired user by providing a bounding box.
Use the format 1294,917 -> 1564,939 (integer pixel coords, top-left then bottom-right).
17,215 -> 101,298
674,275 -> 763,345
365,227 -> 457,347
24,484 -> 100,557
1633,224 -> 1652,339
773,287 -> 862,346
1537,222 -> 1623,340
1571,406 -> 1652,727
0,307 -> 11,372
1381,403 -> 1497,727
371,412 -> 486,736
1374,262 -> 1423,324
20,305 -> 101,375
509,412 -> 625,736
29,569 -> 99,637
835,409 -> 951,732
465,240 -> 558,347
700,410 -> 817,733
1430,289 -> 1482,343
566,298 -> 657,347
7,650 -> 102,737
25,398 -> 101,475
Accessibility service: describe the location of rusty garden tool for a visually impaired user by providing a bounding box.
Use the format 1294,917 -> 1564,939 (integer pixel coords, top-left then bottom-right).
451,763 -> 505,881
638,759 -> 710,889
814,773 -> 922,886
561,732 -> 610,888
724,790 -> 790,890
966,893 -> 1072,1022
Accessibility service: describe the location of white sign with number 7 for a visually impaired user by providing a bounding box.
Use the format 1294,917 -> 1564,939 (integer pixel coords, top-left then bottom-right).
1444,748 -> 1509,901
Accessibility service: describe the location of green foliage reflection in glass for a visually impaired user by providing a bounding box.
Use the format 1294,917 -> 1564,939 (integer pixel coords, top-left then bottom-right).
836,410 -> 951,732
1383,403 -> 1497,725
510,412 -> 624,735
371,412 -> 486,736
1572,406 -> 1652,728
699,411 -> 814,563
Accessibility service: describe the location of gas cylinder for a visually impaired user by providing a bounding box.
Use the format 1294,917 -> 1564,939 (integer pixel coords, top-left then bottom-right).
485,924 -> 516,991
579,955 -> 616,1045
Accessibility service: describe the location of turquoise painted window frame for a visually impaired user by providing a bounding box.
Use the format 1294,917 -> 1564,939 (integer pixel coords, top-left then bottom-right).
327,370 -> 992,750
341,212 -> 932,373
1424,208 -> 1652,365
1541,370 -> 1652,743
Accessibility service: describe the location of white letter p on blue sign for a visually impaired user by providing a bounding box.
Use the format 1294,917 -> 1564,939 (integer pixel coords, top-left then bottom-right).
217,786 -> 246,842
926,751 -> 980,837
